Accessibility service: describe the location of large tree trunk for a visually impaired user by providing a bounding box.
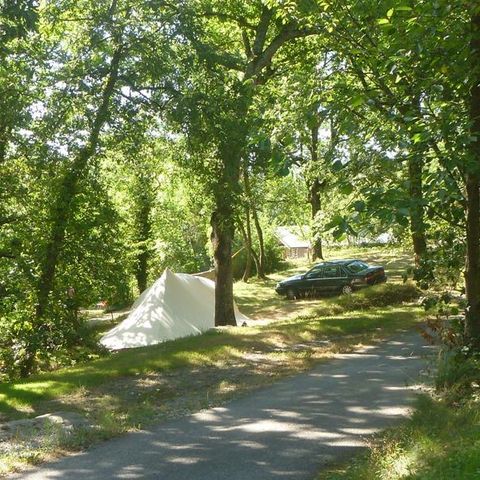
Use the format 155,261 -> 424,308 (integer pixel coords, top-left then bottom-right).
212,124 -> 246,326
211,207 -> 237,326
465,9 -> 480,347
408,151 -> 427,270
22,45 -> 123,376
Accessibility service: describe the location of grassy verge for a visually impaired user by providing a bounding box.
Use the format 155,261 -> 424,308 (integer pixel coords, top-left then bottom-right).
0,298 -> 420,417
317,395 -> 480,480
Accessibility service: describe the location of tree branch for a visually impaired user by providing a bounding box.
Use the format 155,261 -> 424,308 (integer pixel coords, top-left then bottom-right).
193,40 -> 244,71
242,30 -> 253,59
252,7 -> 274,56
247,24 -> 321,80
0,215 -> 18,226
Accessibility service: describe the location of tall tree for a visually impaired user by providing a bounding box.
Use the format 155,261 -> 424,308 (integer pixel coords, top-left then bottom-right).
175,2 -> 321,325
465,4 -> 480,347
22,0 -> 129,375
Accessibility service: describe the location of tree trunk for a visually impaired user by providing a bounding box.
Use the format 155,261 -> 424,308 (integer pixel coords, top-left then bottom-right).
242,206 -> 253,282
242,162 -> 266,278
251,206 -> 266,278
212,120 -> 247,326
134,189 -> 152,293
396,99 -> 428,271
310,178 -> 324,260
308,123 -> 324,260
132,169 -> 154,294
465,8 -> 480,347
23,45 -> 123,376
408,151 -> 427,269
0,126 -> 9,164
211,208 -> 237,326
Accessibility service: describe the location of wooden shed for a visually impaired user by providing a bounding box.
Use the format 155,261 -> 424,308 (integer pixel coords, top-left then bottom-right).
275,226 -> 312,259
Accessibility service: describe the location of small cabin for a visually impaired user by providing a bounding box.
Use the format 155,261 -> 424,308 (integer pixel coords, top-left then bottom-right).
275,226 -> 312,259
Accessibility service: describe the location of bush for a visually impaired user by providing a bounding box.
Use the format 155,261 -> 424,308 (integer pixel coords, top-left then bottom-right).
0,296 -> 106,381
417,312 -> 479,404
435,349 -> 480,403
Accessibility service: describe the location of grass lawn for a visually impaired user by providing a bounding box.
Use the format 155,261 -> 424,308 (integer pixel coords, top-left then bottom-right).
0,245 -> 422,475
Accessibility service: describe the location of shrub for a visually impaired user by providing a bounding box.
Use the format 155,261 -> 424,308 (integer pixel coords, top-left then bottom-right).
435,349 -> 480,403
336,282 -> 421,310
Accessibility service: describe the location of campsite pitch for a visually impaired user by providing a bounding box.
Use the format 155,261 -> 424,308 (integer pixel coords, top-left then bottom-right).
11,330 -> 432,480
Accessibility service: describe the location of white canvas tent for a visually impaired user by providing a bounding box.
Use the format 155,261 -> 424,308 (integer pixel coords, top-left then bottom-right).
100,269 -> 249,350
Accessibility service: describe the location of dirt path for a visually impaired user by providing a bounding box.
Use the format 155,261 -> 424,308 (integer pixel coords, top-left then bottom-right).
12,331 -> 433,480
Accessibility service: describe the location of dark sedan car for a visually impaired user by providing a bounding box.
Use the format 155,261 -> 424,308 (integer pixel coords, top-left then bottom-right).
275,259 -> 387,299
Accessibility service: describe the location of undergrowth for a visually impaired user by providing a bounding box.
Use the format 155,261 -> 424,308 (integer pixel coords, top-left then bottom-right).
308,283 -> 421,317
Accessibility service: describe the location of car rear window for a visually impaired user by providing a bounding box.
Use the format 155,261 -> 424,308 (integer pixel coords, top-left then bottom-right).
347,261 -> 368,273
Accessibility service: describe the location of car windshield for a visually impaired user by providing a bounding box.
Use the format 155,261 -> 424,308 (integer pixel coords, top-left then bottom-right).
347,261 -> 368,273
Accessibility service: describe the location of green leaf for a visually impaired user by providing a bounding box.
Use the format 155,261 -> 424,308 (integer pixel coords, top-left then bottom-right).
350,94 -> 366,108
332,160 -> 344,172
339,183 -> 354,195
353,200 -> 366,212
377,18 -> 390,25
412,133 -> 423,144
387,8 -> 394,18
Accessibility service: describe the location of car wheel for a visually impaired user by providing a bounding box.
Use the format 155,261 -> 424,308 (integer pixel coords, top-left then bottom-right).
286,288 -> 297,300
342,284 -> 353,295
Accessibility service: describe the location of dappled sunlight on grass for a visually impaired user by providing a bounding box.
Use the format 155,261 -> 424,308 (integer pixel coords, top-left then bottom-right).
0,253 -> 426,477
0,242 -> 422,478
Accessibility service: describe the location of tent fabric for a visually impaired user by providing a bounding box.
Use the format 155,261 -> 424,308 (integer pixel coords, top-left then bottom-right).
100,269 -> 249,350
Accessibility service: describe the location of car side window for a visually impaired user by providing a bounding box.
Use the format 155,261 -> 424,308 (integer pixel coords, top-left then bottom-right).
306,267 -> 323,279
323,266 -> 340,278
